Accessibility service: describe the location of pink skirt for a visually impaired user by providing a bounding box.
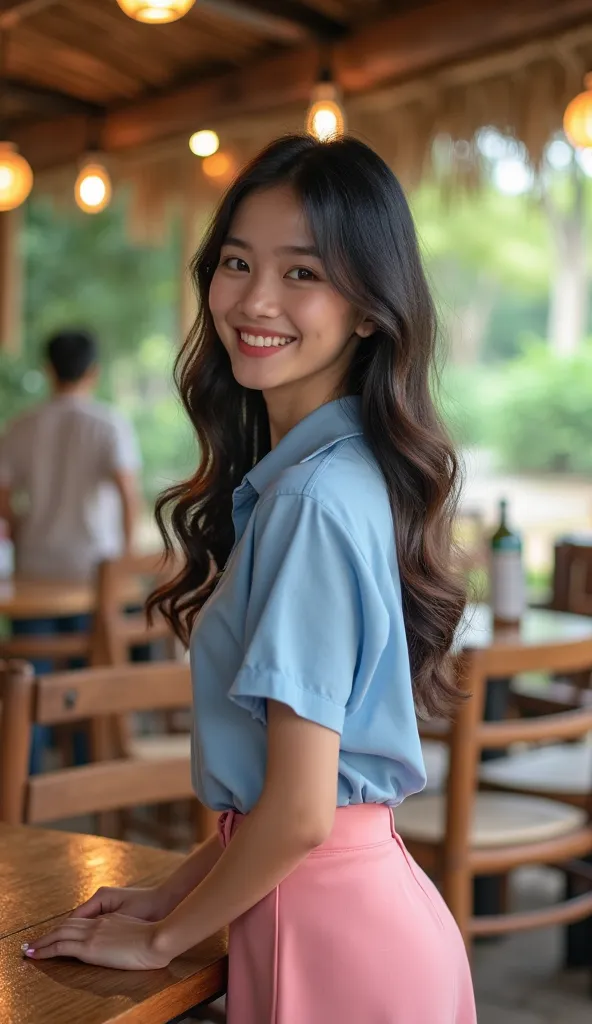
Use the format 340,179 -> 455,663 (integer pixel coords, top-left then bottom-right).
219,804 -> 477,1024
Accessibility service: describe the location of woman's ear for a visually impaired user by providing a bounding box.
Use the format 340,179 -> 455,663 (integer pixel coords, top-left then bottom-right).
355,318 -> 376,339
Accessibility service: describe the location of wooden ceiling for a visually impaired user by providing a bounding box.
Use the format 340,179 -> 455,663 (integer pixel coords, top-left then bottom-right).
2,0 -> 592,171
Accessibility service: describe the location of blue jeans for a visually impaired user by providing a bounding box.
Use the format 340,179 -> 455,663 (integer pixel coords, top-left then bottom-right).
11,615 -> 91,773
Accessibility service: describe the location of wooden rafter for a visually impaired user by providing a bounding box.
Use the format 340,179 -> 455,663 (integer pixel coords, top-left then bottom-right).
9,0 -> 592,170
199,0 -> 344,41
0,0 -> 60,30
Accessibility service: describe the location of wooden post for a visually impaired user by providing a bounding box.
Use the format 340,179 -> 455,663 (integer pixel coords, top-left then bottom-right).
0,209 -> 23,355
178,162 -> 217,346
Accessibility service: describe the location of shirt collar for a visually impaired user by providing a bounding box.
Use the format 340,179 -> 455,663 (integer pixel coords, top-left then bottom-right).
244,396 -> 363,497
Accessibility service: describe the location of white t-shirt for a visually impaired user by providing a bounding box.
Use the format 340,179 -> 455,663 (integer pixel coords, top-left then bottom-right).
0,394 -> 141,582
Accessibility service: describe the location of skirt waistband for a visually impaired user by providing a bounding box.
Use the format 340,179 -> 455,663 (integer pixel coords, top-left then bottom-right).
218,804 -> 396,852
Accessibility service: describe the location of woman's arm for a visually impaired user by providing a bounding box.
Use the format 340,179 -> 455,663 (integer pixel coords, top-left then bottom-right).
153,700 -> 340,960
157,831 -> 224,912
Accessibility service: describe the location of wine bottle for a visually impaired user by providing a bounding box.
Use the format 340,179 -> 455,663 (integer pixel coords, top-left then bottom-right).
489,499 -> 525,625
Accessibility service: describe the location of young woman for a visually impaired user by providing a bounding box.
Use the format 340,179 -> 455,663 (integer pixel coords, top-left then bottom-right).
28,135 -> 477,1023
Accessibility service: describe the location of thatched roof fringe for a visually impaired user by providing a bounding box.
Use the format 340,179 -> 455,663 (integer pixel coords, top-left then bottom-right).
35,29 -> 592,238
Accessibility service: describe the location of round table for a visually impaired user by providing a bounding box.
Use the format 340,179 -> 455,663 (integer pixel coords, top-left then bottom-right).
460,602 -> 592,651
0,579 -> 98,620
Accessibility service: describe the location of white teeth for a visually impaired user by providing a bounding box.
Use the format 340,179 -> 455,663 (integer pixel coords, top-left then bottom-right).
239,332 -> 294,348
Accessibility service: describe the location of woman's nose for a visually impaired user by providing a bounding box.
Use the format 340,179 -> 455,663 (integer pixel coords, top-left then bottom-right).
237,272 -> 281,319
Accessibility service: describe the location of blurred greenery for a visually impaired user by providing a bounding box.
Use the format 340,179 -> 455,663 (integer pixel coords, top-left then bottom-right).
439,338 -> 592,475
0,195 -> 197,501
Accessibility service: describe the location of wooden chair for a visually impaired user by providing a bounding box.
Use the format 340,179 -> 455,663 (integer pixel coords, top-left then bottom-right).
0,659 -> 215,844
396,640 -> 592,951
91,553 -> 219,844
92,551 -> 180,667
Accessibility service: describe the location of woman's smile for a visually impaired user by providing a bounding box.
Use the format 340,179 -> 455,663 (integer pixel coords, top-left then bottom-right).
235,327 -> 298,358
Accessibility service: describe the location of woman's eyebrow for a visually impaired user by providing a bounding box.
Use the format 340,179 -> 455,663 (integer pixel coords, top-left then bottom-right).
222,235 -> 251,249
221,238 -> 321,258
276,244 -> 321,257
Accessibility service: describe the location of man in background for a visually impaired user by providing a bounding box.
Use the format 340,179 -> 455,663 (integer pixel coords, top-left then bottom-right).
0,328 -> 141,582
0,329 -> 141,770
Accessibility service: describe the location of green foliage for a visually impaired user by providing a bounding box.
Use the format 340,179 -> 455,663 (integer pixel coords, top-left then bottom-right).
442,339 -> 592,475
487,340 -> 592,474
0,195 -> 196,501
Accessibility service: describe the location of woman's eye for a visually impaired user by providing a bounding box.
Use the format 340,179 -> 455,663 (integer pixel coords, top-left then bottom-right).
285,267 -> 318,282
223,256 -> 249,272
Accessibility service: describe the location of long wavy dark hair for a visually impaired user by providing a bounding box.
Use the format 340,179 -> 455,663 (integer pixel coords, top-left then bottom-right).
148,133 -> 466,717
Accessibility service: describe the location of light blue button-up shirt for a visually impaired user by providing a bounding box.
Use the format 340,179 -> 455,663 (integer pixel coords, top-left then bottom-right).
190,397 -> 426,813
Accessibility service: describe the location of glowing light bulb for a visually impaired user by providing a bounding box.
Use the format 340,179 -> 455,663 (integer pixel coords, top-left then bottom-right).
189,130 -> 220,157
0,143 -> 33,211
75,161 -> 112,214
306,80 -> 346,142
116,0 -> 196,23
202,151 -> 236,185
564,74 -> 592,149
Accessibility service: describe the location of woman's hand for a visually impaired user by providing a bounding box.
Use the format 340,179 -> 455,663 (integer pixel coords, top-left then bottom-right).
69,884 -> 171,923
24,913 -> 170,970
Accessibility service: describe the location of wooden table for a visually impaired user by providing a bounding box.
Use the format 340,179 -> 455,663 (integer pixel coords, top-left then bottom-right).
0,824 -> 227,1024
460,602 -> 592,651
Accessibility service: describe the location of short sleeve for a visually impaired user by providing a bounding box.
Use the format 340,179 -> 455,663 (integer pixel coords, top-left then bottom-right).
229,493 -> 390,735
103,416 -> 141,476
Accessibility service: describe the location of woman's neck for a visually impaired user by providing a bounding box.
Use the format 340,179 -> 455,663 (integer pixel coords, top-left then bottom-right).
264,378 -> 345,448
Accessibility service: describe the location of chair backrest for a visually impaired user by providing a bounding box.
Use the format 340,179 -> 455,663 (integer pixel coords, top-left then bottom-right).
0,660 -> 194,825
550,542 -> 592,616
442,639 -> 592,873
93,551 -> 181,665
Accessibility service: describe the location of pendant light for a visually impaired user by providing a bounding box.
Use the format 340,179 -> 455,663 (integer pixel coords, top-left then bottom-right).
189,129 -> 220,157
74,157 -> 112,214
306,69 -> 346,142
0,141 -> 33,212
116,0 -> 197,23
0,32 -> 33,211
74,115 -> 112,214
564,73 -> 592,149
202,150 -> 236,187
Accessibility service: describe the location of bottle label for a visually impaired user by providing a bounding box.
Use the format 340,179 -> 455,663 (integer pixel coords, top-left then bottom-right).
490,550 -> 524,622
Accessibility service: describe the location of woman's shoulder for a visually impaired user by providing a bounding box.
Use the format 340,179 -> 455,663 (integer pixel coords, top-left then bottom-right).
258,435 -> 395,559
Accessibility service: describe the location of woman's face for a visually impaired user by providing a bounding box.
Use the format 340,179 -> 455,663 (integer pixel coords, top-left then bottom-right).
209,186 -> 374,403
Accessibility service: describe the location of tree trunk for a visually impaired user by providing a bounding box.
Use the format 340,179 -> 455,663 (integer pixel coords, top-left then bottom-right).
546,167 -> 588,357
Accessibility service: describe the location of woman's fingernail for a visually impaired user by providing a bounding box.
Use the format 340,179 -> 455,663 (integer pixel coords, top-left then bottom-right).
25,949 -> 35,957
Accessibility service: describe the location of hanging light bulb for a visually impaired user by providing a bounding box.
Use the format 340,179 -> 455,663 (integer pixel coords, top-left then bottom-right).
0,142 -> 33,212
115,0 -> 196,23
306,71 -> 346,142
564,73 -> 592,149
202,151 -> 236,186
75,159 -> 112,214
189,129 -> 220,157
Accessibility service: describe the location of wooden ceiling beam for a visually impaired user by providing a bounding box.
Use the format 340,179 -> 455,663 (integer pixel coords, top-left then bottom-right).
0,0 -> 59,30
197,0 -> 342,43
2,79 -> 97,118
11,0 -> 592,170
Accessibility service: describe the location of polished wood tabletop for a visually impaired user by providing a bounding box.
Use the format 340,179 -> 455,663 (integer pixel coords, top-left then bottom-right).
0,824 -> 227,1024
459,603 -> 592,652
